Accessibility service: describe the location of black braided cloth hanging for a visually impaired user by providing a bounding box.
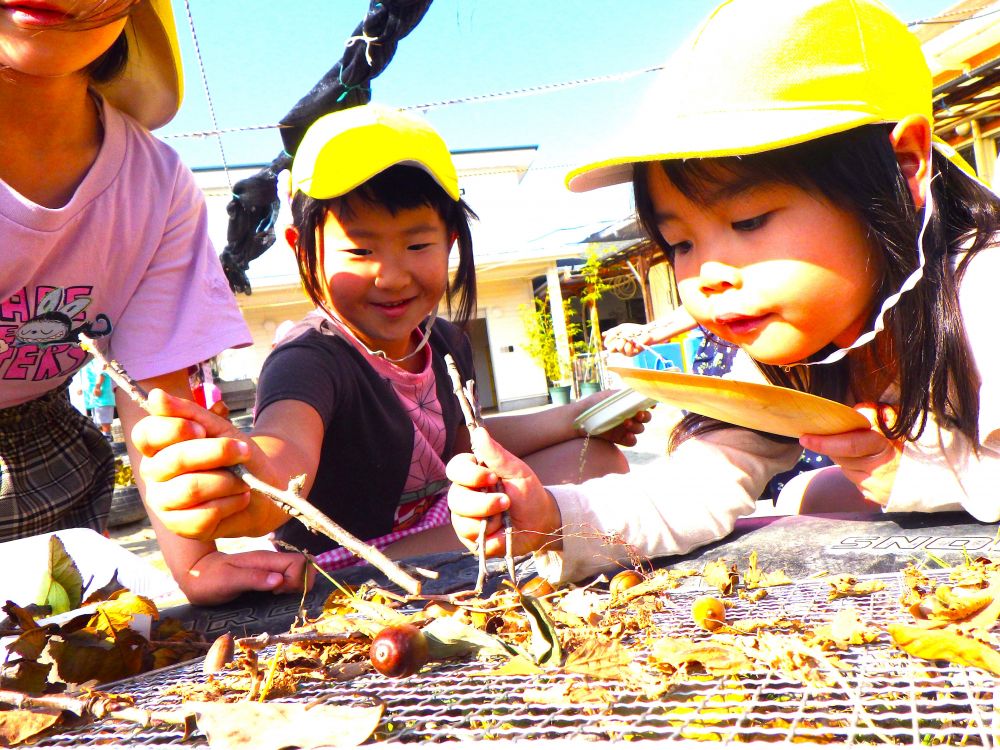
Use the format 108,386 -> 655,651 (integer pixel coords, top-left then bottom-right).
219,0 -> 434,295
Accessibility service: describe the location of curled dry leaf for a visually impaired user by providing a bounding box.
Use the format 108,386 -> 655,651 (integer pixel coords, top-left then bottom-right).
702,559 -> 738,596
0,708 -> 63,746
185,701 -> 384,750
909,585 -> 992,623
743,550 -> 792,590
649,637 -> 754,676
888,622 -> 1000,676
826,575 -> 886,601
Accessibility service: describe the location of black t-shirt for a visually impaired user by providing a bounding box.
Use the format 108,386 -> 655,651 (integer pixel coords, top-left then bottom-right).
255,312 -> 475,554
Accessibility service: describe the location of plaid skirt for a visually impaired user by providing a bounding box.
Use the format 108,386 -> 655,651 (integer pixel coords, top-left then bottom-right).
0,385 -> 114,541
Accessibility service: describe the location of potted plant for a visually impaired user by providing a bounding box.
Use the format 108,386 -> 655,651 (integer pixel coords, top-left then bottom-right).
577,247 -> 611,396
520,295 -> 579,404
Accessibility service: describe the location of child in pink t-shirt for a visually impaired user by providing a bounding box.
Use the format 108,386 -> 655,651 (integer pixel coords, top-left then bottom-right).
0,0 -> 306,604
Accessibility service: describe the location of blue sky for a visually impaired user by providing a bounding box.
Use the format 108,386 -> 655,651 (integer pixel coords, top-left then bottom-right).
160,1 -> 957,238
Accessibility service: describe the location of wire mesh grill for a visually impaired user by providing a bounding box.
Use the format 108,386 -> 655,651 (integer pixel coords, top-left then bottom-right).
33,570 -> 1000,746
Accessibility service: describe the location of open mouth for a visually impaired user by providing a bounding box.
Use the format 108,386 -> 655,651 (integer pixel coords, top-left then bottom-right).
716,313 -> 771,337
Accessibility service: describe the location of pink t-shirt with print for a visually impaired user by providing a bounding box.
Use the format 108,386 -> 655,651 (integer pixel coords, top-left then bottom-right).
0,96 -> 249,408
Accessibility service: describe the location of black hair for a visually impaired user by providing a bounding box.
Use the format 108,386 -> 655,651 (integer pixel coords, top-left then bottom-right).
633,124 -> 1000,450
85,30 -> 129,83
290,164 -> 478,328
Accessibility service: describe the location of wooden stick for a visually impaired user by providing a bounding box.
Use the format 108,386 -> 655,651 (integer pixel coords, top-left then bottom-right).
236,630 -> 361,651
77,334 -> 423,596
444,355 -> 517,590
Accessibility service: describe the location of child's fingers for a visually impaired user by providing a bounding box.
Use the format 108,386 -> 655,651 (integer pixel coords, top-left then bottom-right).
140,438 -> 251,483
450,509 -> 506,549
469,426 -> 525,477
150,494 -> 252,541
447,484 -> 509,519
444,452 -> 498,489
131,416 -> 207,456
145,388 -> 234,436
143,466 -> 250,512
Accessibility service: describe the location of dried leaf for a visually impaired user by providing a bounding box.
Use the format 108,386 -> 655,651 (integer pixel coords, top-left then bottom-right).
555,587 -> 605,625
702,559 -> 738,596
808,607 -> 879,650
81,572 -> 126,606
910,585 -> 992,623
519,593 -> 562,667
522,680 -> 613,706
826,575 -> 885,600
743,551 -> 792,589
888,622 -> 1000,676
1,603 -> 42,632
421,616 -> 514,661
649,637 -> 754,675
87,591 -> 159,635
0,708 -> 62,746
186,701 -> 384,750
563,638 -> 634,680
46,627 -> 146,685
0,658 -> 52,694
35,536 -> 83,615
475,655 -> 545,676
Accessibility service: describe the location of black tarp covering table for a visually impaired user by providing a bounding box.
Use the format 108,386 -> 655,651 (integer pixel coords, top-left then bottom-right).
166,510 -> 999,640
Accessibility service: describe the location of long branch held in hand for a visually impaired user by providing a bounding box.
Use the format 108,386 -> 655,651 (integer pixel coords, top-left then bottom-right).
443,354 -> 517,588
77,333 -> 423,596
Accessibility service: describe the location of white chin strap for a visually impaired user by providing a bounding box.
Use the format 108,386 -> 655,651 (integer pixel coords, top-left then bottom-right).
787,171 -> 936,369
323,305 -> 439,364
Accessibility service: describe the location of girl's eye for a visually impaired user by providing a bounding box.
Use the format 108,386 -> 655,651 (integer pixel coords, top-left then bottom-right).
408,243 -> 434,251
667,240 -> 693,256
732,213 -> 769,232
346,247 -> 372,257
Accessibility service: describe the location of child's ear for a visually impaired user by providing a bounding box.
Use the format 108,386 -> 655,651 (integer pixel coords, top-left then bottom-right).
284,226 -> 299,247
889,115 -> 932,210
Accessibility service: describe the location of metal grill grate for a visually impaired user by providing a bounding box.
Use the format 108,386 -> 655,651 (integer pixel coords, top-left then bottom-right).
33,570 -> 1000,746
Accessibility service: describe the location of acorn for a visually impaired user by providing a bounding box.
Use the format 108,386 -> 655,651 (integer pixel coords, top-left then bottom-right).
609,569 -> 645,599
370,623 -> 430,678
691,596 -> 727,632
422,600 -> 460,619
203,632 -> 235,676
518,576 -> 555,598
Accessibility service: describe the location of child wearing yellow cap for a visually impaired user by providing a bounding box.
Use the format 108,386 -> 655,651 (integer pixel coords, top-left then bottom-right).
446,0 -> 1000,583
0,1 -> 311,604
135,104 -> 648,581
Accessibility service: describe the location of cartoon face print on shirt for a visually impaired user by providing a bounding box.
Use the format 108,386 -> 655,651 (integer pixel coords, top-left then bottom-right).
0,286 -> 111,384
10,288 -> 111,348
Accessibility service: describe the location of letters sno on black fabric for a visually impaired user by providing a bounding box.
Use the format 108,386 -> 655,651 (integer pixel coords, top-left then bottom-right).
255,312 -> 474,554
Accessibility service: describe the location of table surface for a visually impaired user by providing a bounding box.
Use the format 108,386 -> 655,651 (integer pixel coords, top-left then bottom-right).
164,510 -> 998,639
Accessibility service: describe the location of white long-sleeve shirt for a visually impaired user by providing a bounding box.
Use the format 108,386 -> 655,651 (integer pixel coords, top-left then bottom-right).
535,246 -> 1000,584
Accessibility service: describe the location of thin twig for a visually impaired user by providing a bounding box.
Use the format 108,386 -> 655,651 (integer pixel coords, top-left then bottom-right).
77,333 -> 423,596
236,630 -> 361,652
444,355 -> 517,590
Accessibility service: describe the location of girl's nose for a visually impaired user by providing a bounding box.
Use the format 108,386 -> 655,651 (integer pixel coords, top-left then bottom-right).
697,261 -> 742,295
373,261 -> 409,290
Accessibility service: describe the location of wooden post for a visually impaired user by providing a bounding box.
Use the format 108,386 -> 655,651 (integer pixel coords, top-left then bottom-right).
545,264 -> 573,392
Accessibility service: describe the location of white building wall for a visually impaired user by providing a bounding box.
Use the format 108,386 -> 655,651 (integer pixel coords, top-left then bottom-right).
477,278 -> 550,410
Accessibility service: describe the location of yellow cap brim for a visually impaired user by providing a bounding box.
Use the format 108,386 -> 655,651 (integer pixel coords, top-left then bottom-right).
94,0 -> 183,130
292,105 -> 460,201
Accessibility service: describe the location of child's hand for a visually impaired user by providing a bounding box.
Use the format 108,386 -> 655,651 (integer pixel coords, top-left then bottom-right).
799,403 -> 902,507
574,388 -> 651,447
603,307 -> 697,356
446,427 -> 562,557
180,549 -> 315,606
133,389 -> 285,541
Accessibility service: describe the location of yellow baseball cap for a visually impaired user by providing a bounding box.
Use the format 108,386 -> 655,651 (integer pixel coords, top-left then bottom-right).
93,0 -> 184,130
567,0 -> 933,192
291,104 -> 460,201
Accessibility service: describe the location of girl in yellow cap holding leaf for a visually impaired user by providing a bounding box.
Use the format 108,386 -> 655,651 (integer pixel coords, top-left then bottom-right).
134,104 -> 648,576
0,1 -> 309,604
447,0 -> 1000,584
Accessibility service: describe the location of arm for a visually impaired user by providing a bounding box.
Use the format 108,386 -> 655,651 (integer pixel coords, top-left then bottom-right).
484,389 -> 649,456
448,425 -> 800,584
121,374 -> 315,605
